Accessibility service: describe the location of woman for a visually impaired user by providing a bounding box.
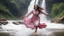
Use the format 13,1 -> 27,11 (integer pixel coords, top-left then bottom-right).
22,5 -> 49,33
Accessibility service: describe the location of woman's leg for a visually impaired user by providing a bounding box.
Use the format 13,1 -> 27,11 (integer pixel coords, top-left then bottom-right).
35,26 -> 38,33
34,18 -> 40,33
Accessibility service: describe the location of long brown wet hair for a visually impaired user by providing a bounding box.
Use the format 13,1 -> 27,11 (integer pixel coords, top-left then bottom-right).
34,5 -> 44,13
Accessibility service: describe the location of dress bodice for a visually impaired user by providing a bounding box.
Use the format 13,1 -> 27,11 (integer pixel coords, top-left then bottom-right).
32,10 -> 40,16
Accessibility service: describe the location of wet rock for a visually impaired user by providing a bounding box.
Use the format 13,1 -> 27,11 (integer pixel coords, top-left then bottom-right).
0,18 -> 8,25
0,21 -> 8,25
0,32 -> 10,36
18,22 -> 23,24
54,32 -> 64,36
13,22 -> 19,25
0,18 -> 7,21
0,18 -> 8,29
13,22 -> 23,25
51,16 -> 64,24
29,33 -> 43,36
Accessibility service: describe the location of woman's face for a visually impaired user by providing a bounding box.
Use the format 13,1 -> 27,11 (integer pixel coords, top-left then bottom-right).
34,5 -> 38,10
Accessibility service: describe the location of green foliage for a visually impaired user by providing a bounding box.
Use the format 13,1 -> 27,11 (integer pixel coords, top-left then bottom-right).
0,0 -> 31,19
51,3 -> 64,18
0,4 -> 10,14
0,3 -> 17,20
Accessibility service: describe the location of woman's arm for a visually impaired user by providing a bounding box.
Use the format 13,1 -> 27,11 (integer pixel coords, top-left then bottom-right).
21,11 -> 33,18
25,11 -> 33,17
41,11 -> 49,16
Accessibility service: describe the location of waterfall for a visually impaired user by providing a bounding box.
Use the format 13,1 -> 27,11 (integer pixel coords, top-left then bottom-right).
28,0 -> 49,23
28,0 -> 39,13
40,0 -> 48,23
26,0 -> 39,18
27,0 -> 64,29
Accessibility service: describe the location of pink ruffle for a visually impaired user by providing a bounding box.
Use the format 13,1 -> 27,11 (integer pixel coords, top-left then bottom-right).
23,17 -> 47,29
38,23 -> 47,29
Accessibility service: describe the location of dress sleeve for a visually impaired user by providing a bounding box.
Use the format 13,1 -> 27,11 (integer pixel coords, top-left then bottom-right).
25,11 -> 33,17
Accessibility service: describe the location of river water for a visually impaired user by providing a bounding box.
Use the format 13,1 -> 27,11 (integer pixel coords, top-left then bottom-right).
0,20 -> 64,36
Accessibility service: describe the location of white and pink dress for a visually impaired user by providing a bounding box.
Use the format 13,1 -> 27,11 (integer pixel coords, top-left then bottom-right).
23,9 -> 48,29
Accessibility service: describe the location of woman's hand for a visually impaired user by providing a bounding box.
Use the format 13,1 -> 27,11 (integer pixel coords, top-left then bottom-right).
47,14 -> 50,16
21,16 -> 24,19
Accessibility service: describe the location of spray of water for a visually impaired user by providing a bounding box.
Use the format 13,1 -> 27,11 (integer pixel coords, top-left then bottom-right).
27,0 -> 48,23
40,0 -> 48,23
28,0 -> 39,13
